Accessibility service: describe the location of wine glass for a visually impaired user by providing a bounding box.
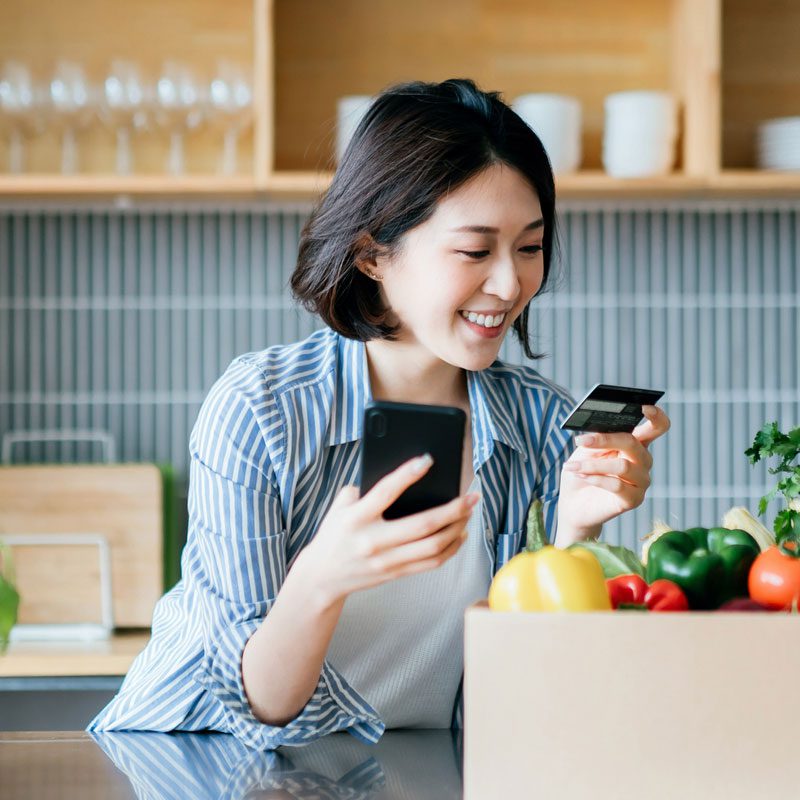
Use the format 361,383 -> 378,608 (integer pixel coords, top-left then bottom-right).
0,61 -> 45,173
49,60 -> 96,174
207,60 -> 252,175
155,60 -> 205,175
100,60 -> 150,174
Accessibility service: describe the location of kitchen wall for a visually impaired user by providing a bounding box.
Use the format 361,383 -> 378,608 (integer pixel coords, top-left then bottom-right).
2,199 -> 798,556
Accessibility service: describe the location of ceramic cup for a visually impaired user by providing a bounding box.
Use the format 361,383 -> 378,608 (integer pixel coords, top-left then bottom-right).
602,91 -> 678,178
336,95 -> 374,163
512,93 -> 582,174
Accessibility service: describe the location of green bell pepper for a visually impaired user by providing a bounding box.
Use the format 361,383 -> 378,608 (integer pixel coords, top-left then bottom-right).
645,527 -> 760,609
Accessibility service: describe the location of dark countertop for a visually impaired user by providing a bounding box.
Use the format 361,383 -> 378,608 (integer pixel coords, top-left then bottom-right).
0,729 -> 463,799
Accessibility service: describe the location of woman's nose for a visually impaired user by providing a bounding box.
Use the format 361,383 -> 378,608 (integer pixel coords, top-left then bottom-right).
483,256 -> 521,302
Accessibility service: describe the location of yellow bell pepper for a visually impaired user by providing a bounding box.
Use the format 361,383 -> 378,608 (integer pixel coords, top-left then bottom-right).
488,545 -> 611,612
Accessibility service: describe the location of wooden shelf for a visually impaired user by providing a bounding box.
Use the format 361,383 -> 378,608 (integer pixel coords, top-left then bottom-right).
710,170 -> 800,195
0,631 -> 150,677
0,170 -> 798,199
0,175 -> 258,197
265,171 -> 709,199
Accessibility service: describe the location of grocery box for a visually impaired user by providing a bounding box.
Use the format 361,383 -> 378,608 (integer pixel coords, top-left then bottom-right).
464,599 -> 796,800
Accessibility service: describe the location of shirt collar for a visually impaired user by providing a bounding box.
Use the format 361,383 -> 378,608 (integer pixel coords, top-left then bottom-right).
328,331 -> 528,462
328,333 -> 372,446
467,367 -> 529,463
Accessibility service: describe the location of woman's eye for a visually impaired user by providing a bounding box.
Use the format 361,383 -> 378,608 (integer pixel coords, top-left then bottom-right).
456,246 -> 543,259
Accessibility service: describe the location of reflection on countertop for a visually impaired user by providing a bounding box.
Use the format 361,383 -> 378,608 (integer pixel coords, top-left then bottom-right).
0,728 -> 464,799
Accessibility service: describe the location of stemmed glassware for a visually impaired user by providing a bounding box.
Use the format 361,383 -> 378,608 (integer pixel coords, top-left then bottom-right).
0,61 -> 45,173
155,60 -> 204,175
100,60 -> 150,175
207,59 -> 252,175
1,58 -> 254,176
48,60 -> 96,174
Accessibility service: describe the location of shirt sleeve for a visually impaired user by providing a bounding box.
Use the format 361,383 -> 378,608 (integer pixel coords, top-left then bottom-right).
532,387 -> 577,545
186,358 -> 384,750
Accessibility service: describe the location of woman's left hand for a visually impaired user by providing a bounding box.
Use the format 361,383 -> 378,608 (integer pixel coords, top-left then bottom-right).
556,405 -> 671,544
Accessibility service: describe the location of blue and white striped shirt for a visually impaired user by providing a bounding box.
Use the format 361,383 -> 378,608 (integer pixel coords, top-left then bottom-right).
87,326 -> 576,750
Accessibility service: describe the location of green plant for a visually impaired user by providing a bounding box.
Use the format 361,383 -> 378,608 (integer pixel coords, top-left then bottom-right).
0,541 -> 20,653
745,422 -> 800,545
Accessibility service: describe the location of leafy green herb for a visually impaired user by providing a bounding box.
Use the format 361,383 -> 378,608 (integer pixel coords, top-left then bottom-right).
745,422 -> 800,545
0,542 -> 20,653
567,540 -> 646,580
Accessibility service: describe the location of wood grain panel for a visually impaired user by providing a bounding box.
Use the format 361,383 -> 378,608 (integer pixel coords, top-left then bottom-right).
274,0 -> 673,171
722,0 -> 800,168
0,0 -> 255,175
0,465 -> 162,627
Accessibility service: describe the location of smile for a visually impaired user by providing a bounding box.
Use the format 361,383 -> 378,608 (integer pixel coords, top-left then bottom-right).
459,310 -> 506,328
459,310 -> 506,339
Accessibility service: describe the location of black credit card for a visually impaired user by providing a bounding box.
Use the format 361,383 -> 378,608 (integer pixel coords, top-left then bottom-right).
560,383 -> 665,433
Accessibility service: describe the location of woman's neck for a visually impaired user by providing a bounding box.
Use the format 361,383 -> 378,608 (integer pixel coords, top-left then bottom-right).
365,339 -> 469,409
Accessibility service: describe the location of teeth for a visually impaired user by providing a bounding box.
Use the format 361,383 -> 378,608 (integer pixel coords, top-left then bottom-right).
460,310 -> 506,328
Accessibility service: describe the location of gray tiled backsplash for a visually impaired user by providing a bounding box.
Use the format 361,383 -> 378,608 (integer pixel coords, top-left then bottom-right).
1,201 -> 798,555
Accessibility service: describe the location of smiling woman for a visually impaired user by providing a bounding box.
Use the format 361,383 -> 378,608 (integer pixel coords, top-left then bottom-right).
291,79 -> 558,369
86,78 -> 669,752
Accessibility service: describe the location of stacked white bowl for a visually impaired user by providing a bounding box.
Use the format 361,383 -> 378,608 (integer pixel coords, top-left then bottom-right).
602,91 -> 678,178
512,93 -> 582,174
336,95 -> 374,162
756,117 -> 800,171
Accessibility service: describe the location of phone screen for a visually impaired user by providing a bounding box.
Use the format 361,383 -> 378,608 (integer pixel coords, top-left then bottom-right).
359,401 -> 466,519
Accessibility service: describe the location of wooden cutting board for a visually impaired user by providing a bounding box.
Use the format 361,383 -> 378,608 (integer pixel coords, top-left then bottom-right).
0,464 -> 162,627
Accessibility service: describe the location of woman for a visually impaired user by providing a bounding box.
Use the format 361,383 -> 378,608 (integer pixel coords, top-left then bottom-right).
88,78 -> 670,750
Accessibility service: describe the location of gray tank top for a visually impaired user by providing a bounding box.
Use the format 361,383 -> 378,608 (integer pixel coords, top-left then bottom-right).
325,475 -> 491,728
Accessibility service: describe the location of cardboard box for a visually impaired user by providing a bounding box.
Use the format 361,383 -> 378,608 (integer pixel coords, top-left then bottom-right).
464,600 -> 796,800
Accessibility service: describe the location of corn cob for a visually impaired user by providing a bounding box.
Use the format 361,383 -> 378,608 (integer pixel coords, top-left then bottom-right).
640,519 -> 673,565
722,506 -> 775,552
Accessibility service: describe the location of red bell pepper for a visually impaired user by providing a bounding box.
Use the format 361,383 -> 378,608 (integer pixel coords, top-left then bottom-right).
606,574 -> 689,612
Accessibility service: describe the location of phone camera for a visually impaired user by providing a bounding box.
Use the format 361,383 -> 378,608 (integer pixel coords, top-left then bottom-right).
368,412 -> 387,438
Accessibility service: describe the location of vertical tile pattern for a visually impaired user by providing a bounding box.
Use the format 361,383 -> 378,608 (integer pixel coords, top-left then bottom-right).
1,202 -> 798,554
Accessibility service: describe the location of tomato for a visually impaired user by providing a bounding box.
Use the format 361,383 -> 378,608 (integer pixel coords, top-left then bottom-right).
748,541 -> 800,610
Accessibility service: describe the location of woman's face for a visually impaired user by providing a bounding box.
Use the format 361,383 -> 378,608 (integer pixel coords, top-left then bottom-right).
374,162 -> 546,372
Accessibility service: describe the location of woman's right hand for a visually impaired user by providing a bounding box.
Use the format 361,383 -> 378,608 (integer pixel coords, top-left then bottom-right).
294,454 -> 481,606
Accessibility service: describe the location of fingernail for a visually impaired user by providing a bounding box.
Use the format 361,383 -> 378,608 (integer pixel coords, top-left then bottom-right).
466,493 -> 481,507
564,462 -> 581,471
642,405 -> 657,416
411,453 -> 433,472
575,434 -> 596,446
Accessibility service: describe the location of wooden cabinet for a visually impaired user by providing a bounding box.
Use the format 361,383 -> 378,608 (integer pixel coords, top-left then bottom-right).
0,0 -> 261,196
0,0 -> 798,197
721,0 -> 800,169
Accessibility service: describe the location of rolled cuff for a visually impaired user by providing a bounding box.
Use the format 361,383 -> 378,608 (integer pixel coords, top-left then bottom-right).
192,619 -> 385,750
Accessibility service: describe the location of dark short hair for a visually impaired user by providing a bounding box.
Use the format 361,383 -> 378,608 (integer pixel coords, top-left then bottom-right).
290,78 -> 558,360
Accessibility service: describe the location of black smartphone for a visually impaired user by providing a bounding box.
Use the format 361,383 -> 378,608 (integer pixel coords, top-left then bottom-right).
559,383 -> 665,433
359,400 -> 466,520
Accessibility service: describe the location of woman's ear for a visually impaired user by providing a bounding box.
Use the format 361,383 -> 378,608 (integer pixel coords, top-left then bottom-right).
353,231 -> 386,281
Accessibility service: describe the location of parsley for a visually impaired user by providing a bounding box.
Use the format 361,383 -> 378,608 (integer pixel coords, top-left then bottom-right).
745,422 -> 800,545
0,543 -> 20,653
